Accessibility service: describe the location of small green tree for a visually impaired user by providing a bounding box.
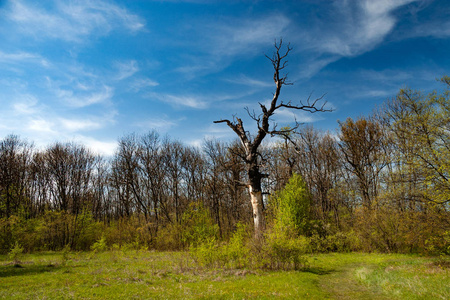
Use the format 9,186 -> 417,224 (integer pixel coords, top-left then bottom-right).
8,241 -> 24,265
273,173 -> 311,236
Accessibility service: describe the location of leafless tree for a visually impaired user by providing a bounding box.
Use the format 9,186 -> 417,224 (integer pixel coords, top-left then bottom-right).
0,135 -> 33,218
214,40 -> 329,238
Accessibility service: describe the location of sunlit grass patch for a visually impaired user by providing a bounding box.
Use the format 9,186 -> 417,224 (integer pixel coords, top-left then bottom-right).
0,251 -> 448,299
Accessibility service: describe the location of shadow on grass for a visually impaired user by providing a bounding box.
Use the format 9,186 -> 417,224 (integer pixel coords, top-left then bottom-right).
0,263 -> 61,278
302,267 -> 335,275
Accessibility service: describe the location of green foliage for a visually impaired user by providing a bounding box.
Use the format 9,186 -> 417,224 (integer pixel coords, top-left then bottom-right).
190,222 -> 251,269
37,210 -> 103,251
157,201 -> 219,251
181,202 -> 219,248
307,230 -> 362,253
104,216 -> 153,250
222,223 -> 251,268
60,244 -> 71,266
272,173 -> 311,236
189,237 -> 220,267
155,223 -> 184,250
8,241 -> 24,265
425,231 -> 450,256
259,224 -> 309,270
91,234 -> 108,253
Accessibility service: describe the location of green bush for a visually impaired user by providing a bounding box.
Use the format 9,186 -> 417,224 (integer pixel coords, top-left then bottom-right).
307,230 -> 362,253
191,222 -> 252,269
189,237 -> 221,267
271,173 -> 311,236
157,202 -> 219,251
8,241 -> 24,265
91,234 -> 108,253
259,225 -> 309,270
180,202 -> 219,248
222,223 -> 251,268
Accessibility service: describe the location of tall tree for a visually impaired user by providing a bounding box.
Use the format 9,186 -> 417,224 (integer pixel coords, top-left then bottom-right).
214,40 -> 329,238
338,117 -> 387,209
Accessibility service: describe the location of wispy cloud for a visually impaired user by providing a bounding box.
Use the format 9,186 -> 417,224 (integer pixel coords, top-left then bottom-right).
59,118 -> 102,132
70,135 -> 118,157
225,74 -> 273,88
28,119 -> 56,134
290,0 -> 420,79
0,51 -> 50,69
314,0 -> 418,57
6,0 -> 144,42
12,94 -> 39,115
49,78 -> 114,108
114,60 -> 139,80
135,116 -> 179,131
175,14 -> 290,77
149,93 -> 209,109
210,14 -> 290,57
130,78 -> 159,92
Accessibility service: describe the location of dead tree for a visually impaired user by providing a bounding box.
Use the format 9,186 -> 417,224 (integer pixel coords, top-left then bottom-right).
214,40 -> 329,238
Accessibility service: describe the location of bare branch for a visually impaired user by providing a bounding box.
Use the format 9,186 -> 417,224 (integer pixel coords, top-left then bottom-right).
245,106 -> 260,122
276,94 -> 331,113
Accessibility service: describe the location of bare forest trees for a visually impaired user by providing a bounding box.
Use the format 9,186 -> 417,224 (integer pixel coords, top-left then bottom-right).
0,135 -> 33,218
338,117 -> 387,209
214,40 -> 329,237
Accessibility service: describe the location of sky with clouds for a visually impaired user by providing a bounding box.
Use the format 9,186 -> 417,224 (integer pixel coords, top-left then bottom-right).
1,0 -> 449,156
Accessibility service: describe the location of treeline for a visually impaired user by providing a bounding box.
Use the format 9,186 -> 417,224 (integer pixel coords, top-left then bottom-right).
1,79 -> 450,255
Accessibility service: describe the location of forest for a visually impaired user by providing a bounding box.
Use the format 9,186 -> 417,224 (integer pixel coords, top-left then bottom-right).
1,74 -> 450,264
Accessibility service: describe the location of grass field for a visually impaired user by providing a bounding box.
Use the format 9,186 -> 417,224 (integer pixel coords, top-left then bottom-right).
0,250 -> 449,299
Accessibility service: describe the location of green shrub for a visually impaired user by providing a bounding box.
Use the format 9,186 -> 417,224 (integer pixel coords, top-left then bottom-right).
157,202 -> 219,251
180,202 -> 219,248
271,173 -> 311,236
222,223 -> 251,268
155,223 -> 183,250
259,226 -> 309,270
189,237 -> 221,267
91,234 -> 108,253
8,241 -> 24,265
60,244 -> 71,266
307,230 -> 362,253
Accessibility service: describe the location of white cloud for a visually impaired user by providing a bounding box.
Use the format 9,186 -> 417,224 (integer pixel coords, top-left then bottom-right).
135,117 -> 178,131
212,14 -> 291,57
7,0 -> 144,42
72,135 -> 117,157
0,51 -> 50,67
225,74 -> 273,88
114,60 -> 139,80
12,94 -> 39,115
130,78 -> 159,92
28,119 -> 56,133
54,84 -> 114,108
313,0 -> 418,57
149,93 -> 209,109
59,118 -> 102,132
175,14 -> 290,77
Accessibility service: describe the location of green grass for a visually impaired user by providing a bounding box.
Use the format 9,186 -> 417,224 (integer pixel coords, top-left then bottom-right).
0,251 -> 448,299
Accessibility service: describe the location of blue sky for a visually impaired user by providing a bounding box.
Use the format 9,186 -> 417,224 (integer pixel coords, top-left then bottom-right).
1,0 -> 449,156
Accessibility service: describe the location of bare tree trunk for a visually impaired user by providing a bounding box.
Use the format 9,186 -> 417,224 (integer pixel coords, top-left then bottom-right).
248,184 -> 265,238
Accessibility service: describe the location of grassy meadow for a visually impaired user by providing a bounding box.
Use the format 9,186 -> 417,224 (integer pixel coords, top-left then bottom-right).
0,251 -> 449,299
